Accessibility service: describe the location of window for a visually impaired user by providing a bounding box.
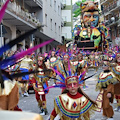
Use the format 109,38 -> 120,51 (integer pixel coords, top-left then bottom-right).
59,26 -> 60,35
62,0 -> 66,4
45,14 -> 47,26
50,0 -> 52,6
119,29 -> 120,34
62,33 -> 67,38
46,45 -> 48,52
55,23 -> 56,33
62,16 -> 67,21
58,5 -> 60,15
50,19 -> 52,30
54,0 -> 56,11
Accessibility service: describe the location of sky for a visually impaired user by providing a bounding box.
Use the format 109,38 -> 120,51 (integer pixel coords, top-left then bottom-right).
72,0 -> 81,4
72,0 -> 100,4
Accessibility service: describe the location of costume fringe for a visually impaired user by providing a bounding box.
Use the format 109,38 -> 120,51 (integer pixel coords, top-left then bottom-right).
54,99 -> 95,120
110,67 -> 120,82
96,77 -> 117,91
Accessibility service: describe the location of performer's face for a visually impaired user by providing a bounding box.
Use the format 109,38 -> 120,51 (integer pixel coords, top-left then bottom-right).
66,77 -> 78,95
64,55 -> 69,62
102,62 -> 109,70
78,54 -> 83,60
117,56 -> 120,63
38,60 -> 43,66
51,51 -> 55,57
38,57 -> 43,66
83,11 -> 99,27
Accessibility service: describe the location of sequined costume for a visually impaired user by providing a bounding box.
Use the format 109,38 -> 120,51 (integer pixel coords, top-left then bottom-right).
96,58 -> 118,118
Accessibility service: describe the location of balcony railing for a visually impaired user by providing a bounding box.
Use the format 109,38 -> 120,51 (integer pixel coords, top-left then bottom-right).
61,3 -> 66,9
61,18 -> 64,27
100,0 -> 107,5
35,0 -> 43,8
1,1 -> 41,27
102,0 -> 120,15
105,17 -> 120,26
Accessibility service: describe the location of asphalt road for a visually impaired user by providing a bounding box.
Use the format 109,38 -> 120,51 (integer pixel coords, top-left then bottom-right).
18,68 -> 120,120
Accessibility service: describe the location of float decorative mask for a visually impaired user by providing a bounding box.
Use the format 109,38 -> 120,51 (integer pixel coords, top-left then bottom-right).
81,1 -> 99,28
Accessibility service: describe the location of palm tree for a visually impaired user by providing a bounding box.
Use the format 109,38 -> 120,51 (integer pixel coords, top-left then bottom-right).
73,0 -> 95,17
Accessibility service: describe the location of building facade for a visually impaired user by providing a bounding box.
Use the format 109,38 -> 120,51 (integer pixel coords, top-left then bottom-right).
100,0 -> 120,46
61,0 -> 73,44
42,0 -> 62,52
1,0 -> 62,54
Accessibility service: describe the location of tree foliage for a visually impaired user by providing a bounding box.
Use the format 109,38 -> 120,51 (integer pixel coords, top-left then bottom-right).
73,0 -> 95,18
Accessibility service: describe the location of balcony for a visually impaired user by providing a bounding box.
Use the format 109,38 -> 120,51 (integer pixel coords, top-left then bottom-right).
24,0 -> 43,8
1,1 -> 42,29
102,0 -> 120,16
61,18 -> 64,27
105,16 -> 120,27
61,3 -> 66,9
100,0 -> 107,5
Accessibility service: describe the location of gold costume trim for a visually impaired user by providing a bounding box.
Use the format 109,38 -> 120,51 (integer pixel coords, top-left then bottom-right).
54,94 -> 95,120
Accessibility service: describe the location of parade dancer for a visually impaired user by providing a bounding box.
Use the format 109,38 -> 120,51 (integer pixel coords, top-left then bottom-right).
48,61 -> 97,120
32,55 -> 52,115
19,54 -> 33,97
83,52 -> 89,74
71,54 -> 79,71
77,52 -> 87,90
89,51 -> 95,69
49,50 -> 60,84
111,53 -> 120,112
94,52 -> 100,72
95,56 -> 118,120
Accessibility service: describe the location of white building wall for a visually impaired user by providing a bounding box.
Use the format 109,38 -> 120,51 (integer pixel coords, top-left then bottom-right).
62,27 -> 72,39
62,10 -> 71,22
62,0 -> 71,5
61,0 -> 72,40
43,0 -> 62,43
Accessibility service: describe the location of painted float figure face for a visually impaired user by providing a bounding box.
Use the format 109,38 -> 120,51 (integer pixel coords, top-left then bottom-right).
81,1 -> 99,28
83,11 -> 99,28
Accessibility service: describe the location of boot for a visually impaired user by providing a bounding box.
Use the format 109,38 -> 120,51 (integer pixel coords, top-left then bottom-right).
40,108 -> 45,115
40,108 -> 48,115
44,108 -> 48,115
42,101 -> 46,109
38,99 -> 42,108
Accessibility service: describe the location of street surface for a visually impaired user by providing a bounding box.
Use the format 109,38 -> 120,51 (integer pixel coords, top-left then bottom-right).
18,68 -> 119,120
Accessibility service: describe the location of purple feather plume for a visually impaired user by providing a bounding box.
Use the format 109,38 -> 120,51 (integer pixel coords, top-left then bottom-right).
79,71 -> 86,81
0,0 -> 9,23
0,39 -> 54,69
50,67 -> 65,81
14,39 -> 54,60
43,84 -> 66,91
68,60 -> 71,76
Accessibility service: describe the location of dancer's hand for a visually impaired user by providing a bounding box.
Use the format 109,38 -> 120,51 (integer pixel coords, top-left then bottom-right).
107,93 -> 111,98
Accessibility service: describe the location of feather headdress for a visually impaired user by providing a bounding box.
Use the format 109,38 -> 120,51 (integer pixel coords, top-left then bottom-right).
43,58 -> 96,91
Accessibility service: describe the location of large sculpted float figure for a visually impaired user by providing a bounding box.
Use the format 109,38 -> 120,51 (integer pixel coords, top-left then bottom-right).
76,1 -> 109,51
